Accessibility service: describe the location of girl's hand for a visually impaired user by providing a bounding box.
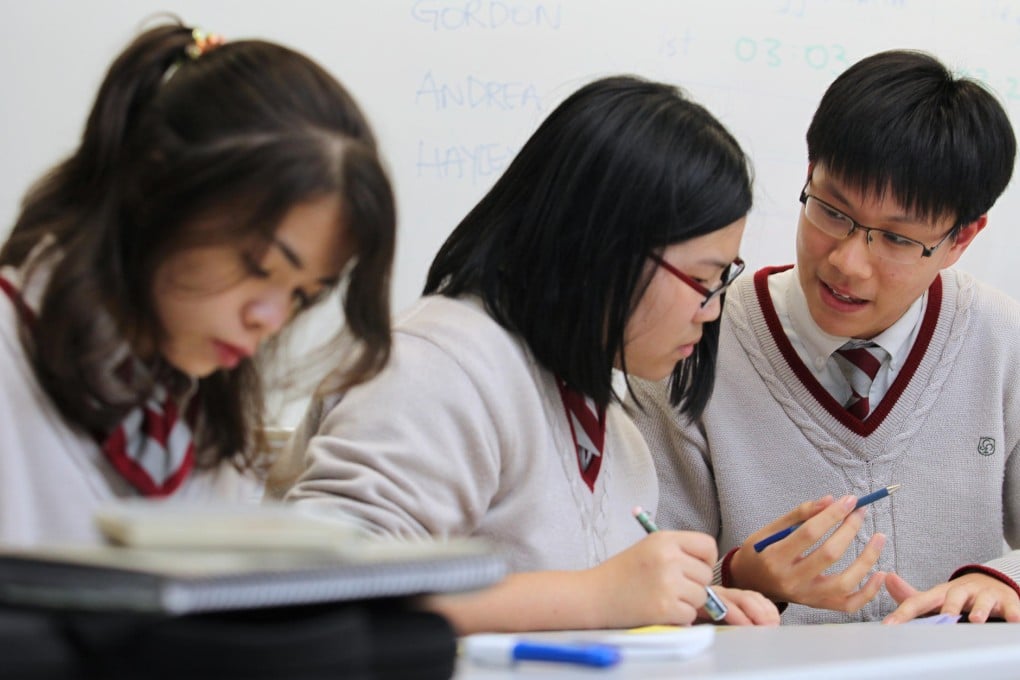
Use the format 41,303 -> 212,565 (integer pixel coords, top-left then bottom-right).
701,586 -> 780,626
584,530 -> 718,628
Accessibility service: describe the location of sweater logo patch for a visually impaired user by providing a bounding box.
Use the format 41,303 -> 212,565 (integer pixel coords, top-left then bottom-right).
978,437 -> 996,456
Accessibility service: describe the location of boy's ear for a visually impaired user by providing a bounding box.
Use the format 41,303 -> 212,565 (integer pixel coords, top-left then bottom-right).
942,215 -> 987,267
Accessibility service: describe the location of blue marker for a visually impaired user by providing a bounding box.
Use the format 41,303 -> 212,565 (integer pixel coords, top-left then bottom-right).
463,635 -> 621,668
633,506 -> 728,622
753,484 -> 902,553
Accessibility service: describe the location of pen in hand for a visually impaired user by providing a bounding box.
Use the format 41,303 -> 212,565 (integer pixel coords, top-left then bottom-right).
632,506 -> 728,622
752,484 -> 902,553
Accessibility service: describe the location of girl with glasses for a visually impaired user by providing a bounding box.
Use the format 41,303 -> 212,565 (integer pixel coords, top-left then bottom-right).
631,49 -> 1020,625
282,75 -> 778,632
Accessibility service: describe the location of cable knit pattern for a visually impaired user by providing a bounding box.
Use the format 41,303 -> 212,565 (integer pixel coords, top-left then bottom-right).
287,295 -> 656,573
630,266 -> 1020,624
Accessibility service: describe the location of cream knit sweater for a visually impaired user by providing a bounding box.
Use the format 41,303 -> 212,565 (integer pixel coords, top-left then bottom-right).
287,295 -> 657,573
0,264 -> 260,547
631,266 -> 1020,623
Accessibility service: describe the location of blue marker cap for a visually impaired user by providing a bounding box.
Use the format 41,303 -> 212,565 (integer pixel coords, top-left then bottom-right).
514,641 -> 621,667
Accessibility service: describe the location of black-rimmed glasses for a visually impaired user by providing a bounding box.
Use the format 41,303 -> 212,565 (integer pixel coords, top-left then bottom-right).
799,187 -> 954,264
649,254 -> 745,308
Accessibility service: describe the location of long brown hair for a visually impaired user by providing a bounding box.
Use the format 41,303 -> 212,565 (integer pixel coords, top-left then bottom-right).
0,19 -> 396,469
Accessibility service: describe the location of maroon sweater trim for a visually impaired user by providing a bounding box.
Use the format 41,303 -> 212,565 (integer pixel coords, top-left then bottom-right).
753,265 -> 942,437
950,564 -> 1020,602
720,546 -> 739,587
0,276 -> 36,325
721,546 -> 789,614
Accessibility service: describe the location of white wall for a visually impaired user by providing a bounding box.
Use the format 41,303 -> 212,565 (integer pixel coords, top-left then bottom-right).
4,0 -> 1019,423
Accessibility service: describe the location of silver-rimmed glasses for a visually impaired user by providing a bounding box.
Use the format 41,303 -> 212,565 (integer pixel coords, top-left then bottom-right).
799,187 -> 954,264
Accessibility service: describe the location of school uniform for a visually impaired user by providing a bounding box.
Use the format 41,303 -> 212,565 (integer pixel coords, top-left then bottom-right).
630,265 -> 1020,623
0,262 -> 259,546
285,294 -> 656,572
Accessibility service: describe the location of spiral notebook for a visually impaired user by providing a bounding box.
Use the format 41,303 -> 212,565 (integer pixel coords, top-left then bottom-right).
0,504 -> 506,615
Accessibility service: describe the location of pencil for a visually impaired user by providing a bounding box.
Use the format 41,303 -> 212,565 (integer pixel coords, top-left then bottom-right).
632,506 -> 728,622
752,484 -> 902,553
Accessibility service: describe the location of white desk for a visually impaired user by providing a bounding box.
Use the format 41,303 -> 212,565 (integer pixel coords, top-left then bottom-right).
455,623 -> 1020,679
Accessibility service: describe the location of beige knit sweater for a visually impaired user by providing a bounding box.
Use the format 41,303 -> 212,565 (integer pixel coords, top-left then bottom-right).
286,295 -> 657,573
630,266 -> 1020,623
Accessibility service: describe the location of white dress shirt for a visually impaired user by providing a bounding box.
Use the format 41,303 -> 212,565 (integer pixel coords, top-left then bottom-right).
767,267 -> 925,410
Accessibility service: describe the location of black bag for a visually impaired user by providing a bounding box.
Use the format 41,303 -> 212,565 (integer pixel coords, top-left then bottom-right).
1,599 -> 456,680
0,608 -> 77,679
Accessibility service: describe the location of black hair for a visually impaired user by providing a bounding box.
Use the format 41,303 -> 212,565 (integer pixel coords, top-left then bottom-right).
424,75 -> 752,417
807,49 -> 1016,230
1,19 -> 396,468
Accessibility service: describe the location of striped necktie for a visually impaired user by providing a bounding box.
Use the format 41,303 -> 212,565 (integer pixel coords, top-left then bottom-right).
100,382 -> 196,497
556,379 -> 606,492
0,275 -> 195,495
832,341 -> 887,419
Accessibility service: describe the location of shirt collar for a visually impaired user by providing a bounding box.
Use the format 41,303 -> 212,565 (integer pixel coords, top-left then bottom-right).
780,268 -> 925,372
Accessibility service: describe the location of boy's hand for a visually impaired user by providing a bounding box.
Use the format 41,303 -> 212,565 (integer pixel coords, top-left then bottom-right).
883,572 -> 1020,624
728,494 -> 886,612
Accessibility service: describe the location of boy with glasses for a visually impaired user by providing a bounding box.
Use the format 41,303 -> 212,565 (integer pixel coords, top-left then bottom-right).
630,49 -> 1020,624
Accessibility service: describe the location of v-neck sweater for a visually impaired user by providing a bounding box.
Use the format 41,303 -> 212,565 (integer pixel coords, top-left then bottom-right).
0,264 -> 261,546
286,294 -> 656,573
631,266 -> 1020,623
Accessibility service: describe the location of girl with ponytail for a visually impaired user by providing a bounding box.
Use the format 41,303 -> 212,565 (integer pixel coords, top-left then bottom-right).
0,18 -> 396,544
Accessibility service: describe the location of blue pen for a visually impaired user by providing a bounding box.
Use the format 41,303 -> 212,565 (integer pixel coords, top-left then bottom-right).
633,506 -> 728,622
753,484 -> 902,553
463,634 -> 621,668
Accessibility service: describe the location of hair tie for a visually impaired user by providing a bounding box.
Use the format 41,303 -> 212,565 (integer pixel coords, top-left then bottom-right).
185,27 -> 225,59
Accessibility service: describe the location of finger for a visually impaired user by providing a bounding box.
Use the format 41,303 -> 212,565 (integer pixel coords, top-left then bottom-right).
679,558 -> 714,588
840,570 -> 886,612
883,589 -> 945,624
884,571 -> 919,604
789,495 -> 857,550
804,533 -> 885,613
939,584 -> 971,618
796,502 -> 866,573
1000,593 -> 1020,622
667,599 -> 699,626
672,530 -> 719,567
755,495 -> 836,538
817,530 -> 885,597
966,590 -> 998,623
676,583 -> 711,625
710,589 -> 757,626
742,592 -> 781,626
636,532 -> 713,585
718,599 -> 751,626
839,531 -> 886,587
795,495 -> 836,521
672,577 -> 717,620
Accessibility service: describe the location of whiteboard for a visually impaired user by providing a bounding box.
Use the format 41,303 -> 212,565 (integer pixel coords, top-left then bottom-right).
4,0 -> 1019,422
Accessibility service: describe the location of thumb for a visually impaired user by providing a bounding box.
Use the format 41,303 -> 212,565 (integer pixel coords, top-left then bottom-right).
884,572 -> 919,604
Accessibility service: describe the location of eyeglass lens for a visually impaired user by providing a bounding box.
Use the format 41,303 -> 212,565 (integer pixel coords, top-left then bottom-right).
803,196 -> 929,264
